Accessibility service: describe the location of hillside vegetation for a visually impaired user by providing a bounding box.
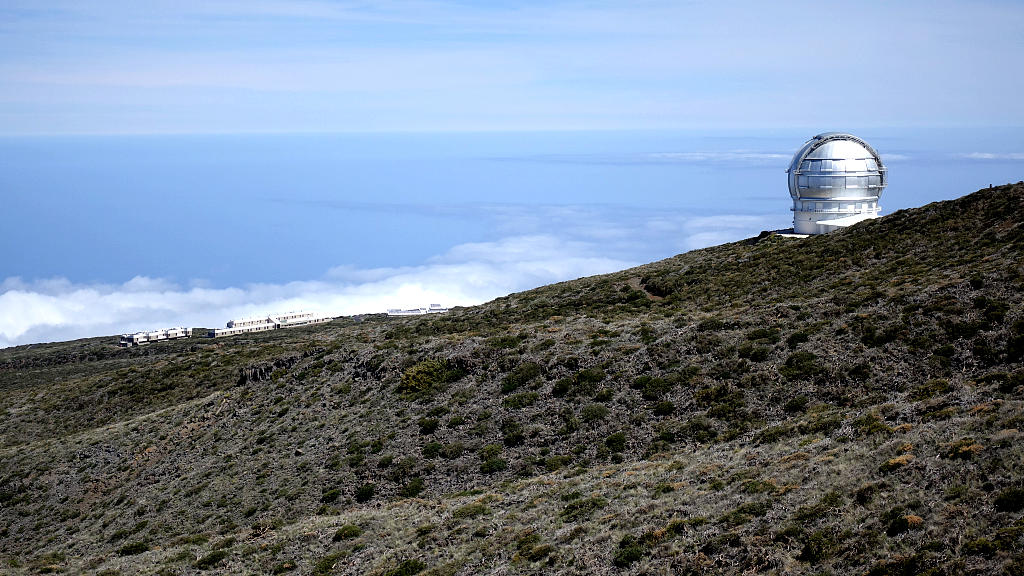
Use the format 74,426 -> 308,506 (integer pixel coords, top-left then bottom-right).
1,183 -> 1023,576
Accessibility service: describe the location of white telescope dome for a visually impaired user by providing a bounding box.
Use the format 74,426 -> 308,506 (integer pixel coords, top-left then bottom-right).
786,132 -> 887,235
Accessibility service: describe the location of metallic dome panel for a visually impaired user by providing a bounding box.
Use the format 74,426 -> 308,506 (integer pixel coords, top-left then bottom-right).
787,133 -> 886,200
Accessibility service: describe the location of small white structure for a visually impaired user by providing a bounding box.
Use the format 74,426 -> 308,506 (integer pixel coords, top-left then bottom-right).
786,132 -> 887,235
119,327 -> 192,347
208,311 -> 331,338
387,304 -> 449,316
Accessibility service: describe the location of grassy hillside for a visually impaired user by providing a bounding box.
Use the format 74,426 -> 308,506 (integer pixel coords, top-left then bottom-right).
1,183 -> 1022,576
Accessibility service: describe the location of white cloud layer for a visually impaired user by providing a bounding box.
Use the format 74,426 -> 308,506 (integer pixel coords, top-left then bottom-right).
957,152 -> 1024,161
0,209 -> 782,348
0,234 -> 628,348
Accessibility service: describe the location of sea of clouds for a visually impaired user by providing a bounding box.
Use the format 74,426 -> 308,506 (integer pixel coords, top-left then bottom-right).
0,207 -> 780,348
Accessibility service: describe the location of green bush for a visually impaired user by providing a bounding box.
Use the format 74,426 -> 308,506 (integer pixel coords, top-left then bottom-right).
681,417 -> 718,443
581,404 -> 609,422
994,487 -> 1024,512
779,352 -> 822,381
612,534 -> 647,568
962,537 -> 996,556
754,425 -> 790,444
605,432 -> 626,453
797,530 -> 837,564
560,497 -> 607,522
385,559 -> 427,576
479,444 -> 501,460
852,413 -> 893,436
441,442 -> 464,459
332,524 -> 362,541
355,483 -> 375,503
422,442 -> 442,458
632,375 -> 672,400
746,327 -> 780,342
480,458 -> 508,474
786,331 -> 810,349
398,359 -> 465,395
737,343 -> 771,362
117,541 -> 149,556
401,477 -> 425,498
452,502 -> 489,519
502,392 -> 538,409
553,368 -> 606,398
195,550 -> 229,569
501,419 -> 525,447
320,487 -> 341,503
502,362 -> 542,393
720,501 -> 770,526
312,553 -> 346,576
653,401 -> 675,416
783,395 -> 809,414
418,418 -> 439,435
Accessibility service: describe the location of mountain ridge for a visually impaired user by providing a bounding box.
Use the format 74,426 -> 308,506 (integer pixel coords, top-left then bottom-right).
1,182 -> 1022,575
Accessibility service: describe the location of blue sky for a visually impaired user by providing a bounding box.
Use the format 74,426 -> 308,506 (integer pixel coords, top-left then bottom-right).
2,1 -> 1023,347
2,0 -> 1023,134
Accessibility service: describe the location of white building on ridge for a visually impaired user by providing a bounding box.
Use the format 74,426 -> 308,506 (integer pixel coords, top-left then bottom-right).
119,327 -> 192,347
387,304 -> 449,316
208,311 -> 331,338
786,132 -> 887,235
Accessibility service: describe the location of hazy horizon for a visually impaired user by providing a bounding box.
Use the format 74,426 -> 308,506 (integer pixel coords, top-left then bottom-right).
2,1 -> 1023,347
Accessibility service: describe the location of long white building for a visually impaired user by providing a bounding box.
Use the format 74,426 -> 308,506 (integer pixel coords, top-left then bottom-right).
119,327 -> 192,347
208,311 -> 331,338
387,304 -> 449,316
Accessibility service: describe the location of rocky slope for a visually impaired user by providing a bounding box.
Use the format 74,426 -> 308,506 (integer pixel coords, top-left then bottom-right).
1,183 -> 1022,575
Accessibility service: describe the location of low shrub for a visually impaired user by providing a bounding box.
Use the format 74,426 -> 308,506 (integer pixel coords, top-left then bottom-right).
720,501 -> 770,526
355,483 -> 375,503
653,401 -> 675,417
910,379 -> 952,401
401,477 -> 425,498
783,395 -> 809,414
502,392 -> 539,409
422,442 -> 442,458
117,541 -> 149,556
560,497 -> 607,522
332,525 -> 362,541
385,559 -> 427,576
605,432 -> 626,453
779,352 -> 822,381
681,417 -> 718,443
581,404 -> 609,423
612,534 -> 647,568
879,454 -> 914,473
453,502 -> 489,519
994,487 -> 1024,512
754,425 -> 790,444
786,331 -> 810,349
480,458 -> 508,474
418,418 -> 439,435
852,413 -> 893,436
632,375 -> 672,400
399,359 -> 465,395
502,362 -> 542,393
195,550 -> 229,570
552,368 -> 606,398
797,530 -> 837,564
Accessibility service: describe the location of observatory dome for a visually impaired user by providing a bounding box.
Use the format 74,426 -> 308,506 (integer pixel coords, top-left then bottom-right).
786,132 -> 887,235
